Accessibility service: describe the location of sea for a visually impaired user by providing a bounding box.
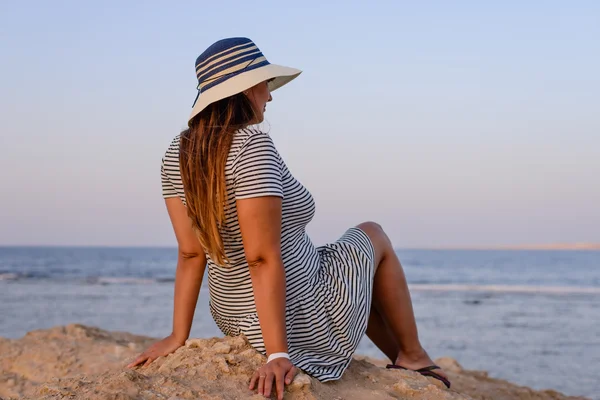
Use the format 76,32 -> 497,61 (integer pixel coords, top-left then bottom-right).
0,247 -> 598,399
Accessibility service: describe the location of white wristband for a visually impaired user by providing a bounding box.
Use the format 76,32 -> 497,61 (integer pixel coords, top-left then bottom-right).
267,352 -> 290,363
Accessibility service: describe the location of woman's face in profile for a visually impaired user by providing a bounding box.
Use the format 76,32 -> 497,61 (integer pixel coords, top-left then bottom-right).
245,80 -> 273,122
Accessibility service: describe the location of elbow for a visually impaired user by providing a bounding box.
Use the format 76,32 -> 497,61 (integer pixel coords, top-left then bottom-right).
178,248 -> 205,261
177,249 -> 206,275
245,250 -> 282,270
246,255 -> 264,269
179,250 -> 201,260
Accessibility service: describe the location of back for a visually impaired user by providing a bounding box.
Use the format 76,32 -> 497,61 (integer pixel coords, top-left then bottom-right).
161,127 -> 318,319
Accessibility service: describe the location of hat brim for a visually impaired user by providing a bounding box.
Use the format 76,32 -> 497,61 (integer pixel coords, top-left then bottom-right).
188,63 -> 301,124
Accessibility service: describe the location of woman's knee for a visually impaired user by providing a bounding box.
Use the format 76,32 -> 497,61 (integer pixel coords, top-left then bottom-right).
357,221 -> 383,238
356,221 -> 393,259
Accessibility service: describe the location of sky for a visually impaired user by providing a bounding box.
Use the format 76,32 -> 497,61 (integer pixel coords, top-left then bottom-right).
0,1 -> 599,248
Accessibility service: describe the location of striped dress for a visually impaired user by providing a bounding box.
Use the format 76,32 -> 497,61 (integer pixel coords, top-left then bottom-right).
161,127 -> 375,381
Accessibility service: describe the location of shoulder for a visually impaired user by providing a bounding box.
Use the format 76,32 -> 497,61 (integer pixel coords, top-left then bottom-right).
164,134 -> 181,158
233,127 -> 275,147
232,127 -> 279,161
161,134 -> 181,174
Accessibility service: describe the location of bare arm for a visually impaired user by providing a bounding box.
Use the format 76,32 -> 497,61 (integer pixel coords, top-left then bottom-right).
236,196 -> 287,356
128,197 -> 205,367
166,197 -> 207,343
234,132 -> 296,399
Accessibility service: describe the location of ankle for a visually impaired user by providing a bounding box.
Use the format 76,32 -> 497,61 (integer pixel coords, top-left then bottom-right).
396,346 -> 427,363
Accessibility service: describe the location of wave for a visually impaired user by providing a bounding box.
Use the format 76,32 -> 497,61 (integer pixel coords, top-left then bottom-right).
0,272 -> 51,281
155,277 -> 176,283
0,274 -> 175,285
86,277 -> 158,285
409,284 -> 600,295
1,273 -> 598,294
0,273 -> 20,281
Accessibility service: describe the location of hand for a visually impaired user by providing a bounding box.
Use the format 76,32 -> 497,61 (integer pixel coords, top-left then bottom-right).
126,334 -> 185,368
249,357 -> 297,399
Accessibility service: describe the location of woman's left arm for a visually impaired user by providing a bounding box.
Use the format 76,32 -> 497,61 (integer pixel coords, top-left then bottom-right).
237,195 -> 287,355
237,195 -> 296,399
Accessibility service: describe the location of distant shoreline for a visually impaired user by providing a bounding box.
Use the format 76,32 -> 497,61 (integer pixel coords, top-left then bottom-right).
402,243 -> 600,251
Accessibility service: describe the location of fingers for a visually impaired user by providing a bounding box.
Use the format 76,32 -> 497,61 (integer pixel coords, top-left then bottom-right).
258,373 -> 266,397
143,357 -> 155,367
127,354 -> 147,369
130,350 -> 158,369
127,336 -> 184,370
275,369 -> 285,400
250,362 -> 297,398
249,370 -> 259,390
285,366 -> 297,385
263,371 -> 274,398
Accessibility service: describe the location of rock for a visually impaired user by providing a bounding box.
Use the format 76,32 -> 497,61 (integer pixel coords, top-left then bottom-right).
223,354 -> 237,364
436,357 -> 464,373
212,356 -> 230,374
229,335 -> 247,350
120,370 -> 146,382
211,342 -> 231,354
239,349 -> 257,358
0,325 -> 588,400
288,372 -> 311,391
184,338 -> 205,348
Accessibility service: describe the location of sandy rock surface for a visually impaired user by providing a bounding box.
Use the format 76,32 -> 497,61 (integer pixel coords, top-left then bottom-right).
0,325 -> 588,400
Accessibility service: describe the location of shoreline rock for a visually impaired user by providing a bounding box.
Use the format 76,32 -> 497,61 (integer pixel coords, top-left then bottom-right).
0,324 -> 589,400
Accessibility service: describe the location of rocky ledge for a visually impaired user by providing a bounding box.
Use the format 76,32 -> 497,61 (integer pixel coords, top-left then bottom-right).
0,325 -> 587,399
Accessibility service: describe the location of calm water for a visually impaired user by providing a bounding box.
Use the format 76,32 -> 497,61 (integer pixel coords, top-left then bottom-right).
1,247 -> 598,399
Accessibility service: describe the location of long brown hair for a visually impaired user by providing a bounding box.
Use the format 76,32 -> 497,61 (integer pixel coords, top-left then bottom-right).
179,93 -> 256,264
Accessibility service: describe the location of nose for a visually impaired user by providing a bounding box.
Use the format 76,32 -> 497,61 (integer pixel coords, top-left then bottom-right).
268,94 -> 273,102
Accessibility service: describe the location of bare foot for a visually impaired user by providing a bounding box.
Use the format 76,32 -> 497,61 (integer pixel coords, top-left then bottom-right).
393,348 -> 449,382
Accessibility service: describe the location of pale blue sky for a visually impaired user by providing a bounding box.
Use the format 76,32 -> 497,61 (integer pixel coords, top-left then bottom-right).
1,1 -> 598,247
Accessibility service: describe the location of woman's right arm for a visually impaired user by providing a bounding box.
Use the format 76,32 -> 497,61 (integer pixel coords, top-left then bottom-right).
127,197 -> 206,368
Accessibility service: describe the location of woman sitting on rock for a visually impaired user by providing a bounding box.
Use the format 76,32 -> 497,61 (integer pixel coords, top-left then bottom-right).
129,37 -> 450,399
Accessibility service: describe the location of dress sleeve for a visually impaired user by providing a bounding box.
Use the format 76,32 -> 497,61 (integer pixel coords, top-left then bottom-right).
161,157 -> 179,199
233,133 -> 284,200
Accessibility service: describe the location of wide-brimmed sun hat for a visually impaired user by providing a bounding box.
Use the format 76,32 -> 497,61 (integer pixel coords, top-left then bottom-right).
188,37 -> 301,124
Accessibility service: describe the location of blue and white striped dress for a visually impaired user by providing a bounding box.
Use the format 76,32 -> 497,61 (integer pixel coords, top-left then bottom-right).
161,127 -> 375,381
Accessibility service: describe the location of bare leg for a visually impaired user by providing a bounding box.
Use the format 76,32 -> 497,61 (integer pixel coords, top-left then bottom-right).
366,304 -> 399,362
358,222 -> 448,378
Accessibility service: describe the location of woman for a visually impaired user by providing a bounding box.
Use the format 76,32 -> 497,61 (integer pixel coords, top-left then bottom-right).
129,37 -> 450,399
